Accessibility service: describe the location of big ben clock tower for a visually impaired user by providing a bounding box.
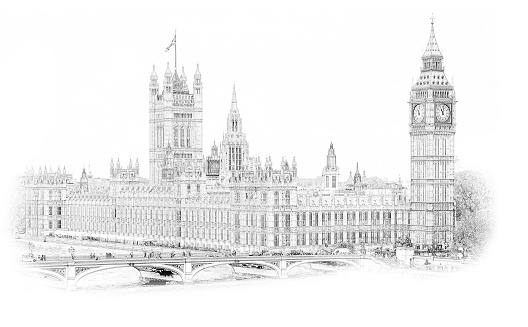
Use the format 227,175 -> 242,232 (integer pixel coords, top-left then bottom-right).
409,16 -> 456,250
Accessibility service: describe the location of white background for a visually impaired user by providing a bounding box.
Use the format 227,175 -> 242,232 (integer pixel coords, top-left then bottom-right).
0,1 -> 523,326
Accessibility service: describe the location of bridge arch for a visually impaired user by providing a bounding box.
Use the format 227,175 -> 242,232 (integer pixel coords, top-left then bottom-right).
286,259 -> 359,275
25,269 -> 66,283
191,261 -> 281,279
74,265 -> 140,286
361,257 -> 389,269
142,264 -> 185,281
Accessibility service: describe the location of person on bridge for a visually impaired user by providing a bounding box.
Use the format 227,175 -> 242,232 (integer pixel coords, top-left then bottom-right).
130,252 -> 134,258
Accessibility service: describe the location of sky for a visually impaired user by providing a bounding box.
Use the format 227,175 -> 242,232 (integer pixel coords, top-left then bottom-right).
0,2 -> 497,185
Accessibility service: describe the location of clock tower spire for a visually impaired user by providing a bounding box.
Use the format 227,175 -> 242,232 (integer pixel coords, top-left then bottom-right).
409,16 -> 456,250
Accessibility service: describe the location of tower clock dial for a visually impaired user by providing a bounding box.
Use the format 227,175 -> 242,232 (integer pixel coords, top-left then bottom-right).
435,104 -> 451,122
413,104 -> 424,123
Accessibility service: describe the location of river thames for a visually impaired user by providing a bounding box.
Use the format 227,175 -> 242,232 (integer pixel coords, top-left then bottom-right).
3,236 -> 504,327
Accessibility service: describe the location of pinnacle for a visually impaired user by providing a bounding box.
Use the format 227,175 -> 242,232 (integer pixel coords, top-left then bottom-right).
422,17 -> 443,59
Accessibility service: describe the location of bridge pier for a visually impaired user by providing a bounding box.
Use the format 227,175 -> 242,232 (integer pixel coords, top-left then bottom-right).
278,259 -> 288,279
182,261 -> 193,283
65,262 -> 77,288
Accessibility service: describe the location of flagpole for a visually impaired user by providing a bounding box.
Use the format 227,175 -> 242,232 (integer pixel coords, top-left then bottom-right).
174,29 -> 178,75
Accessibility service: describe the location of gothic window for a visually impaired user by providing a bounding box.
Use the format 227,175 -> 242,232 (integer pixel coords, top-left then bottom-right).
274,192 -> 279,206
180,127 -> 185,147
174,127 -> 179,148
332,176 -> 337,188
285,214 -> 290,228
186,127 -> 191,148
274,214 -> 279,228
285,191 -> 290,205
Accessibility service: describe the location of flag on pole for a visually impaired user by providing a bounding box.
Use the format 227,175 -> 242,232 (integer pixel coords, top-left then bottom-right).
165,32 -> 176,52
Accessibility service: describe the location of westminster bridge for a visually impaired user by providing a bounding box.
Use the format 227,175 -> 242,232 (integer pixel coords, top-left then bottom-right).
17,254 -> 389,288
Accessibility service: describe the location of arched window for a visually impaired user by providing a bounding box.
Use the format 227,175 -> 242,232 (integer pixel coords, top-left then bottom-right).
274,192 -> 279,206
180,127 -> 185,147
285,191 -> 290,205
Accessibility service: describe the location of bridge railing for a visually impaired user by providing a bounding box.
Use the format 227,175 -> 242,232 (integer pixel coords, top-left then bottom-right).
19,254 -> 379,268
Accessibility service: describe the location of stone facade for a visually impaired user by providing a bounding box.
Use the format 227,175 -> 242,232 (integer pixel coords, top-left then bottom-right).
408,19 -> 456,248
22,19 -> 456,252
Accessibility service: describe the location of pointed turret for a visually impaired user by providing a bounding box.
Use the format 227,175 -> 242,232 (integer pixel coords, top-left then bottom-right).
353,162 -> 362,185
116,158 -> 121,169
420,14 -> 445,73
135,158 -> 140,173
150,65 -> 158,82
194,63 -> 201,80
231,83 -> 238,113
181,66 -> 188,92
193,64 -> 203,106
323,143 -> 339,190
128,158 -> 133,169
163,62 -> 172,98
164,62 -> 172,79
110,158 -> 114,178
292,156 -> 297,178
227,83 -> 242,133
211,141 -> 218,156
150,65 -> 159,101
80,167 -> 89,193
422,14 -> 443,60
326,142 -> 336,170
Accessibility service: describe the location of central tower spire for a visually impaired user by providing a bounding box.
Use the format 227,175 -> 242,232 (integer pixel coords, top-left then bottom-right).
231,83 -> 238,113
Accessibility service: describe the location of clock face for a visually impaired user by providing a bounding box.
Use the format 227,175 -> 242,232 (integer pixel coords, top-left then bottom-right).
413,104 -> 424,123
436,104 -> 451,122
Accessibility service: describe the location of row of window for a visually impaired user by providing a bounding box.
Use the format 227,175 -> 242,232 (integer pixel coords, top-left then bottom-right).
28,206 -> 62,216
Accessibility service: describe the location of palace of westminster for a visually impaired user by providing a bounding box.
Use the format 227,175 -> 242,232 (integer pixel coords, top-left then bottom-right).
20,19 -> 457,253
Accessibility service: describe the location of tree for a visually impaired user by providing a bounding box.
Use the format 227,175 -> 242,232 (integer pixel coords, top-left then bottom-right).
396,234 -> 413,247
453,170 -> 493,257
